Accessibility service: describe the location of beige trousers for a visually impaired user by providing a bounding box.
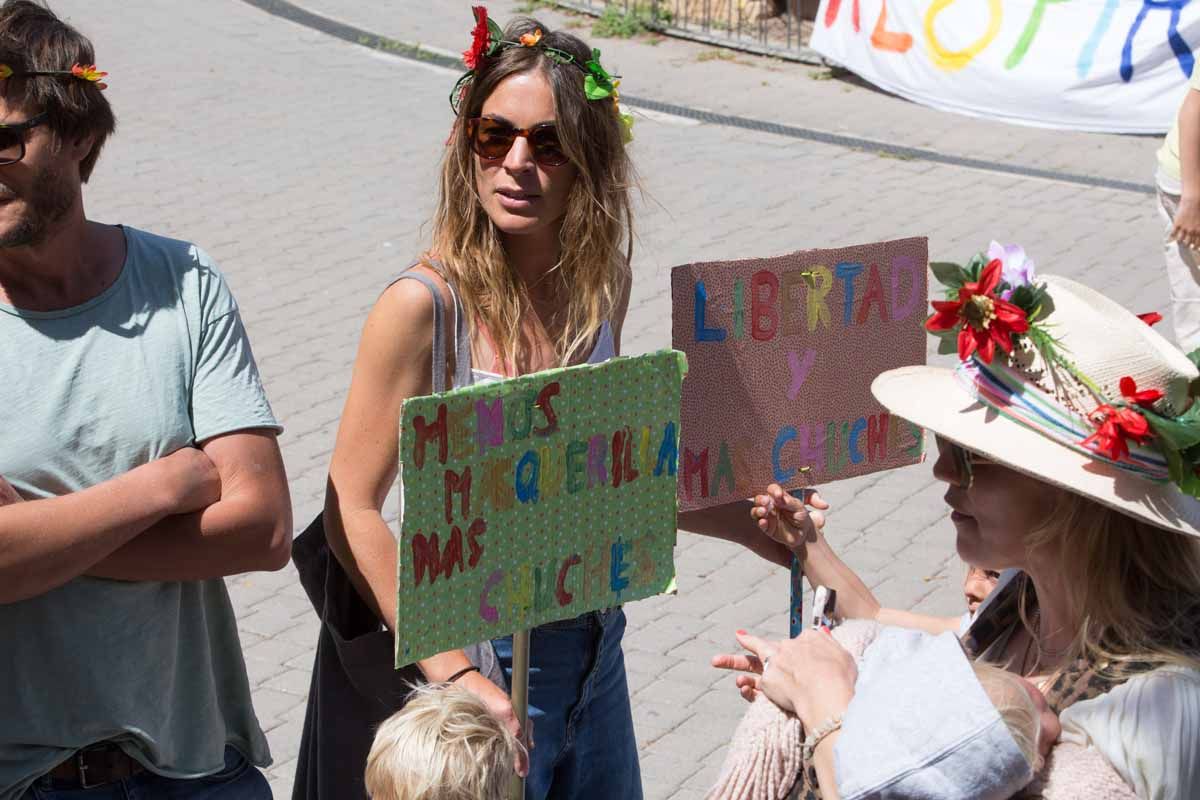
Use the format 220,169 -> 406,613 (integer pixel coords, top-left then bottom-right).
1159,189 -> 1200,354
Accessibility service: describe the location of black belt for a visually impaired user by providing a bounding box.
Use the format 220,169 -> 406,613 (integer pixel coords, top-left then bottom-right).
47,743 -> 146,789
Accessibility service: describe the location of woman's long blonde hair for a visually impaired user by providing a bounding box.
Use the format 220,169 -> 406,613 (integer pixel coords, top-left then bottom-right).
430,17 -> 633,371
1026,491 -> 1200,678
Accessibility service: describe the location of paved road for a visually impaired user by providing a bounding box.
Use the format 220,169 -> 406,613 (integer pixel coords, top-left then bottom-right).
53,2 -> 1169,797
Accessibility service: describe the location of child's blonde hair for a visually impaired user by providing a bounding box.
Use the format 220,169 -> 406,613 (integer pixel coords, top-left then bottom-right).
365,683 -> 523,800
972,662 -> 1042,770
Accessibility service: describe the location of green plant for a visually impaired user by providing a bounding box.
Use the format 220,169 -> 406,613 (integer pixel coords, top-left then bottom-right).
592,3 -> 658,38
696,48 -> 735,63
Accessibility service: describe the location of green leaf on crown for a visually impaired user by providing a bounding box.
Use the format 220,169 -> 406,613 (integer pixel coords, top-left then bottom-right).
964,253 -> 988,281
1187,347 -> 1200,374
1144,401 -> 1200,453
1169,441 -> 1200,498
1007,283 -> 1054,323
487,18 -> 505,55
929,261 -> 967,291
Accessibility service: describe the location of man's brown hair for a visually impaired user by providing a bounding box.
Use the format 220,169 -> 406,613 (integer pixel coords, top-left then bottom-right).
0,0 -> 114,181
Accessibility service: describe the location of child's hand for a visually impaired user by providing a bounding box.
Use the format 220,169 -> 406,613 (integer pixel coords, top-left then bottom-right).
1172,195 -> 1200,251
750,484 -> 829,552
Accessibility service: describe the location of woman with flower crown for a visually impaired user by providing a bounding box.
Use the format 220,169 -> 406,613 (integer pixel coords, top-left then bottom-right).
715,246 -> 1200,799
291,10 -> 792,800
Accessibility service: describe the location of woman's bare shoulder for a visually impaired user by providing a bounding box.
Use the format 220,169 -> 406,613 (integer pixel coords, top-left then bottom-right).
373,259 -> 462,337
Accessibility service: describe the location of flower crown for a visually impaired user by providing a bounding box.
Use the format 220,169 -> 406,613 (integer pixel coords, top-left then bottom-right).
925,242 -> 1200,499
0,62 -> 107,90
451,6 -> 632,144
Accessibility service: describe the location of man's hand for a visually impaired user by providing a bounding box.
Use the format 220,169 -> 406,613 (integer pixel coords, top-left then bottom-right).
85,431 -> 291,581
0,450 -> 218,602
152,446 -> 222,514
1171,195 -> 1200,251
1,449 -> 219,516
0,476 -> 23,506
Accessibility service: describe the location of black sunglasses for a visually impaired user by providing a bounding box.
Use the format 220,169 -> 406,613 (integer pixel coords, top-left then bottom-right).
467,116 -> 569,168
0,112 -> 47,166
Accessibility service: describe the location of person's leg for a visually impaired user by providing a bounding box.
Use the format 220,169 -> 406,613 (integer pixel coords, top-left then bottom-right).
22,749 -> 269,800
21,778 -> 126,799
125,748 -> 271,800
1159,190 -> 1200,352
550,608 -> 643,800
495,617 -> 595,800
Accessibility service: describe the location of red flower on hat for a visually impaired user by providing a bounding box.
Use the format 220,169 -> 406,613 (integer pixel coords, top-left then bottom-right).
925,259 -> 1030,364
1082,404 -> 1152,462
1119,376 -> 1164,409
1138,312 -> 1164,327
463,6 -> 491,70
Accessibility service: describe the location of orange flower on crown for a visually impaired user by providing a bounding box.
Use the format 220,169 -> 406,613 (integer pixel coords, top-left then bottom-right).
0,65 -> 12,80
71,63 -> 107,89
520,28 -> 543,47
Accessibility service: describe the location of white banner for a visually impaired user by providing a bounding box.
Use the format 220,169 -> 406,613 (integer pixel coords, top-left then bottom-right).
811,0 -> 1200,134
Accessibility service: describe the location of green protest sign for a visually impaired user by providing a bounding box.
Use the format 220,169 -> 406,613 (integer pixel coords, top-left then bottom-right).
395,350 -> 687,667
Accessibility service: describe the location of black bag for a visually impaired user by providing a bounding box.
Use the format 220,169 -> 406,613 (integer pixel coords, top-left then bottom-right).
291,268 -> 504,800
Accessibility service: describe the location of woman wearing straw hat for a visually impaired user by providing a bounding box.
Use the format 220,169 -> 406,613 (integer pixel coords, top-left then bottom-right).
717,245 -> 1200,799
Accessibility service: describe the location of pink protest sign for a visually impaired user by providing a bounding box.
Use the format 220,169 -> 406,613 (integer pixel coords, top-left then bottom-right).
671,237 -> 929,512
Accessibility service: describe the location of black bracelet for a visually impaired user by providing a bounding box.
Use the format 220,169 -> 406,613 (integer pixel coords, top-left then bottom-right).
445,665 -> 480,684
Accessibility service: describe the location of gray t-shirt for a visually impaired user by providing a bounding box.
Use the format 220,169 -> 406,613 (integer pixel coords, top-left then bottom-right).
0,226 -> 279,799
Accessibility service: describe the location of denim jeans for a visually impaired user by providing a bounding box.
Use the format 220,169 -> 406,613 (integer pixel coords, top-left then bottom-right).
22,747 -> 271,800
493,608 -> 642,800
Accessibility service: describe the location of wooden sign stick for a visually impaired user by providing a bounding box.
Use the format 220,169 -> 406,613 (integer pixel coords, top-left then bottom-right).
508,628 -> 532,800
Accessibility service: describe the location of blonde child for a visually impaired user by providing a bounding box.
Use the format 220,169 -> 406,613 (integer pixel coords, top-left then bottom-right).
365,684 -> 525,800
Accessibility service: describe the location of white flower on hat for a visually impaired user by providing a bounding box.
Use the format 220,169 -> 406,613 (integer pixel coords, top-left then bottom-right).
987,241 -> 1036,300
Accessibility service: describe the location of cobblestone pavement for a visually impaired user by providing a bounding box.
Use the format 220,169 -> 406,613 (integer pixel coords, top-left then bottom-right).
53,2 -> 1172,798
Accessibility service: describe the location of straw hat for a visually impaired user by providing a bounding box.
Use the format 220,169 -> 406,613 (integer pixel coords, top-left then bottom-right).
873,251 -> 1200,538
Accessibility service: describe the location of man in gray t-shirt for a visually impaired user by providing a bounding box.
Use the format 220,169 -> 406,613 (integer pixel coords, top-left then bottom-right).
0,3 -> 291,799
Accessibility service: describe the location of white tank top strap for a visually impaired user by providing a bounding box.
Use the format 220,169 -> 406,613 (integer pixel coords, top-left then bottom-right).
471,319 -> 615,385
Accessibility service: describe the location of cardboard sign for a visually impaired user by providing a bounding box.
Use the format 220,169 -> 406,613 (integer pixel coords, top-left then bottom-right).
671,238 -> 928,512
395,351 -> 686,666
812,0 -> 1200,134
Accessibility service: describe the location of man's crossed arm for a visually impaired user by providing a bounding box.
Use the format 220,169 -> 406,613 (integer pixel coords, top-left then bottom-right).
0,429 -> 291,604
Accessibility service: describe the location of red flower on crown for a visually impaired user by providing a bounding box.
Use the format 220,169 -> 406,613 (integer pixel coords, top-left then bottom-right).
1119,376 -> 1164,409
1083,404 -> 1152,462
925,259 -> 1030,364
463,6 -> 491,70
